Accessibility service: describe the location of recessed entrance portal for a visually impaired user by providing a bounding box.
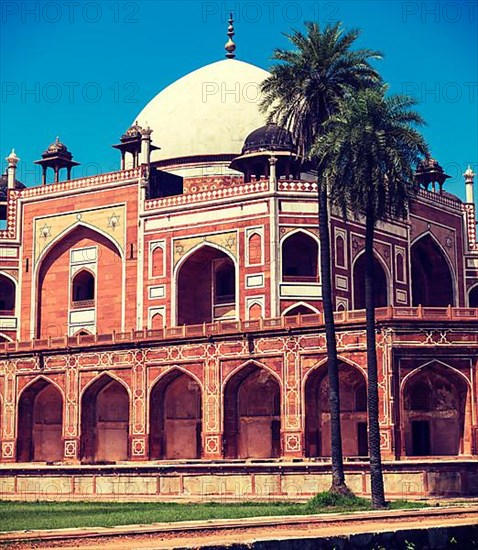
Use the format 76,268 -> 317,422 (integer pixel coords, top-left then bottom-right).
224,364 -> 280,459
17,379 -> 63,462
80,375 -> 129,462
411,235 -> 454,306
177,246 -> 236,325
353,254 -> 388,309
305,363 -> 368,457
403,364 -> 467,456
282,232 -> 319,282
149,371 -> 202,460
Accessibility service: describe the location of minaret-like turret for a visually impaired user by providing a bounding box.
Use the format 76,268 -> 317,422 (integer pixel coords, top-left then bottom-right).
6,149 -> 20,189
464,165 -> 475,204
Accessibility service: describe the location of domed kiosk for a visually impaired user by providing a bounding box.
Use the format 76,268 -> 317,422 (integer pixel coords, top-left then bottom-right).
230,123 -> 301,182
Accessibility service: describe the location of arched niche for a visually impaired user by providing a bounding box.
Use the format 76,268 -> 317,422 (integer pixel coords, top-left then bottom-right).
149,370 -> 202,460
17,379 -> 63,462
353,254 -> 388,309
305,362 -> 368,457
223,364 -> 280,459
37,225 -> 122,338
176,245 -> 236,325
283,303 -> 318,316
468,285 -> 478,307
411,234 -> 454,307
0,274 -> 15,315
282,231 -> 319,282
72,269 -> 95,303
80,375 -> 129,462
402,364 -> 468,456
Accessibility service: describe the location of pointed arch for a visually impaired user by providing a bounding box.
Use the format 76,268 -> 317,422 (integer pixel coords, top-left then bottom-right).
281,229 -> 319,283
35,221 -> 124,268
80,371 -> 132,400
149,368 -> 202,460
80,373 -> 130,462
247,301 -> 263,320
247,232 -> 263,265
303,358 -> 368,458
35,224 -> 124,338
410,232 -> 455,307
0,272 -> 16,315
17,377 -> 63,462
401,361 -> 470,456
400,360 -> 471,393
223,361 -> 281,459
352,251 -> 389,309
282,301 -> 320,316
174,242 -> 238,326
222,359 -> 282,390
173,241 -> 237,276
72,268 -> 95,303
18,375 -> 65,402
72,328 -> 93,337
468,283 -> 478,307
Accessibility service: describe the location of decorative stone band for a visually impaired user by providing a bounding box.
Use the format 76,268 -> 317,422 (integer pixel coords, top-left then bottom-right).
145,179 -> 270,210
0,169 -> 140,241
418,188 -> 463,211
20,168 -> 140,199
278,180 -> 319,193
1,306 -> 476,355
463,203 -> 478,251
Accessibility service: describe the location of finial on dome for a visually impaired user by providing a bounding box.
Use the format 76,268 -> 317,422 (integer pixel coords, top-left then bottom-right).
225,12 -> 236,59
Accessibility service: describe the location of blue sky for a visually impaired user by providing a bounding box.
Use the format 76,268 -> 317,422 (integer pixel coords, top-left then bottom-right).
1,0 -> 476,198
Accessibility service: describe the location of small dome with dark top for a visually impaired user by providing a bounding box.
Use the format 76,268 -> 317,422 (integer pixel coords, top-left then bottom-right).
121,122 -> 143,141
0,173 -> 25,200
415,154 -> 451,187
242,123 -> 295,155
45,137 -> 68,155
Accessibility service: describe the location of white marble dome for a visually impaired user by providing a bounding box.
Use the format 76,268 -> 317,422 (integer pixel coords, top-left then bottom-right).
134,59 -> 270,165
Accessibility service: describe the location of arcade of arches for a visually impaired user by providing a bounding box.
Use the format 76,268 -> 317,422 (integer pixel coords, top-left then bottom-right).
8,358 -> 472,463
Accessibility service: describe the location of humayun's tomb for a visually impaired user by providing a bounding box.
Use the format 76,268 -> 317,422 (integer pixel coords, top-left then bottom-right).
0,28 -> 477,501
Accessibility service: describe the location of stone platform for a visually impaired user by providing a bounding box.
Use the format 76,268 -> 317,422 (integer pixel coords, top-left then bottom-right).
0,459 -> 477,501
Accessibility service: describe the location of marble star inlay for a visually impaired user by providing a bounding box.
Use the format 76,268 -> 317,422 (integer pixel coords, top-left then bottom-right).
107,212 -> 121,230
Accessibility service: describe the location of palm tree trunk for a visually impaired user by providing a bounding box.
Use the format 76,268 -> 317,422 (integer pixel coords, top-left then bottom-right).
364,211 -> 386,508
318,186 -> 349,494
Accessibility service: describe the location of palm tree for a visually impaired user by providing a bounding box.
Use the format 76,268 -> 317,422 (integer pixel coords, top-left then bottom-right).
260,22 -> 382,495
314,87 -> 428,507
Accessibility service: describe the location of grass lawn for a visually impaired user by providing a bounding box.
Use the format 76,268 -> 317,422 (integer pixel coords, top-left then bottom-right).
0,498 -> 427,532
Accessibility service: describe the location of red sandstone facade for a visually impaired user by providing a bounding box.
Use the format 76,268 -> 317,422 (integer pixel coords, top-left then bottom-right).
0,59 -> 477,479
1,165 -> 477,466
